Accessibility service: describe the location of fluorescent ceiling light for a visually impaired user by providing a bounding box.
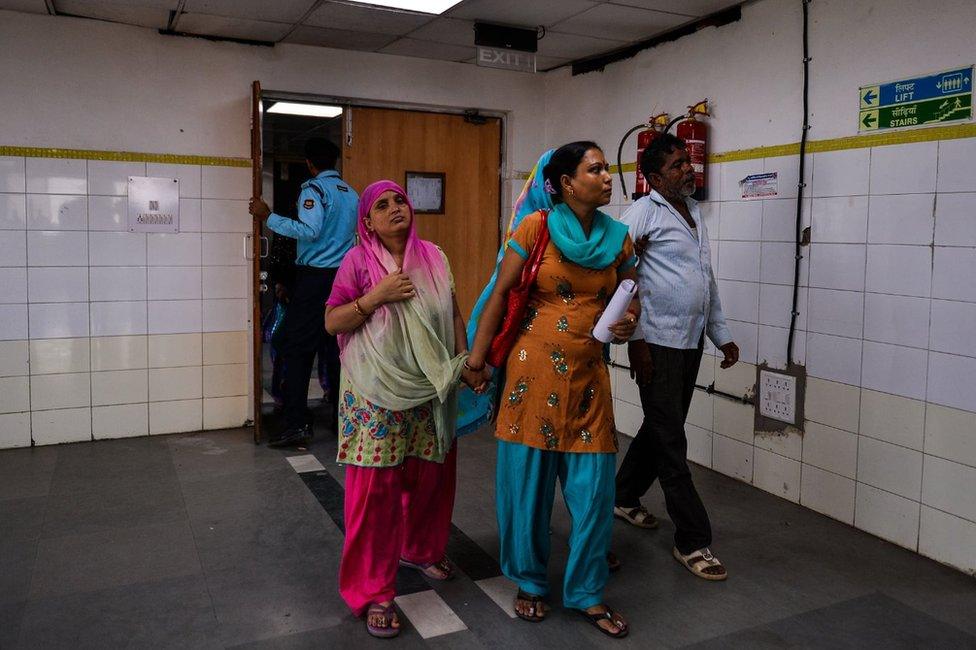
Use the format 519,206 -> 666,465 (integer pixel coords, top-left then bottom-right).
348,1 -> 462,14
267,102 -> 343,118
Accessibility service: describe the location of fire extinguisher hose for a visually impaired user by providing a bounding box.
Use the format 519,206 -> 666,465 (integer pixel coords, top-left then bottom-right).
616,123 -> 647,199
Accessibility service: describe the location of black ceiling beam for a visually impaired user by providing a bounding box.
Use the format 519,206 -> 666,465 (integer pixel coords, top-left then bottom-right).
570,4 -> 742,76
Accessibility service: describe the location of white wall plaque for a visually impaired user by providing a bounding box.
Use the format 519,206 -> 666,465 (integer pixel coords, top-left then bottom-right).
128,176 -> 180,232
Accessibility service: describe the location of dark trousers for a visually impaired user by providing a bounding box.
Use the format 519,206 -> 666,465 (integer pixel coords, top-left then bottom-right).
614,339 -> 712,555
276,266 -> 340,430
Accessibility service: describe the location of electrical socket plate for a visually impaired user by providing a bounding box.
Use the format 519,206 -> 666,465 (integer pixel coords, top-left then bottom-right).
759,370 -> 796,425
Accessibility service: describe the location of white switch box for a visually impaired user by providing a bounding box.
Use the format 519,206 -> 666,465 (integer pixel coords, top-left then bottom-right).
759,370 -> 796,424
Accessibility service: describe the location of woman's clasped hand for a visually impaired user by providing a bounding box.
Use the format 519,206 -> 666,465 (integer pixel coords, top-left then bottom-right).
460,363 -> 491,394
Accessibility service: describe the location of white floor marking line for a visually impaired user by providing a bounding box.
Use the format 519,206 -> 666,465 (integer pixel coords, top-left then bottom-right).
285,454 -> 326,473
395,590 -> 468,639
476,575 -> 518,619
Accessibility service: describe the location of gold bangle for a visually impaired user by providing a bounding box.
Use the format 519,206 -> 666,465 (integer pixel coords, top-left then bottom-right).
354,299 -> 371,318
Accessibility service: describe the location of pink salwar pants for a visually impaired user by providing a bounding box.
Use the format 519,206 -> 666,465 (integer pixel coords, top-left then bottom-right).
338,444 -> 457,616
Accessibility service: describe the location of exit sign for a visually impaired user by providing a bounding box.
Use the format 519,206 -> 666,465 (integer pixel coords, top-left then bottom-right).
476,46 -> 536,73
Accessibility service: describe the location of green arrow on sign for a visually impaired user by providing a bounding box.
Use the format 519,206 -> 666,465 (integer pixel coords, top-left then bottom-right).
861,112 -> 877,128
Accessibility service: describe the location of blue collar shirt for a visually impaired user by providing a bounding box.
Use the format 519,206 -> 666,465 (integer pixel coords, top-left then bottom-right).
621,190 -> 732,350
266,170 -> 359,269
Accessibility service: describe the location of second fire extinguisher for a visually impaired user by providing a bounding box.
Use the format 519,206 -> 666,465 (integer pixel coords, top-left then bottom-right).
675,99 -> 709,201
633,113 -> 670,200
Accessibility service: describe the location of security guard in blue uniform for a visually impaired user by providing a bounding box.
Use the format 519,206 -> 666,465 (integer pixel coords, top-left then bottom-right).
249,138 -> 359,447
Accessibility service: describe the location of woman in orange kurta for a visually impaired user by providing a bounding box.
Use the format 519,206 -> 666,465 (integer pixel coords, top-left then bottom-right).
466,142 -> 640,639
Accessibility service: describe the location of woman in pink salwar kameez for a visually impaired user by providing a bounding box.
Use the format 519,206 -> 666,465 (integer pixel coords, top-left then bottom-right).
325,180 -> 483,638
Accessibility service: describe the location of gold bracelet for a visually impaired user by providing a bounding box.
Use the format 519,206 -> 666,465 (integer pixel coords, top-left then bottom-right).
353,299 -> 371,319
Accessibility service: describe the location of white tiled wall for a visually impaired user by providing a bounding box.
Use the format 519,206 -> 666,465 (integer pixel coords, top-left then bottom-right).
609,139 -> 976,576
0,155 -> 251,448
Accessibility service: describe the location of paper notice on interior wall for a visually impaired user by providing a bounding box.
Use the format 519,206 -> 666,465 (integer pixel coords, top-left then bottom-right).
740,172 -> 778,200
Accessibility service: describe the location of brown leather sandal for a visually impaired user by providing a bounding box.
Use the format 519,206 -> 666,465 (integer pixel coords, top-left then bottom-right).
514,589 -> 547,622
575,605 -> 629,638
673,546 -> 728,581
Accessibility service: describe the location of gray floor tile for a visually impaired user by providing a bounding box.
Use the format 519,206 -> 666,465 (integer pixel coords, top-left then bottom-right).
204,567 -> 347,647
167,429 -> 286,482
226,618 -> 429,649
0,446 -> 58,501
0,601 -> 25,650
0,497 -> 44,605
684,592 -> 976,649
179,466 -> 315,522
28,521 -> 202,600
17,575 -> 219,649
39,480 -> 187,539
47,437 -> 177,497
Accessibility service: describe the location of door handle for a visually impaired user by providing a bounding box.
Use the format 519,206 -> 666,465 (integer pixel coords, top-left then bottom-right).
259,236 -> 269,259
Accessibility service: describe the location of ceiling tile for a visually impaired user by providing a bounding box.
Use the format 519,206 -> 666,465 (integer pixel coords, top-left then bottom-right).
305,1 -> 434,36
535,30 -> 626,59
606,0 -> 738,18
378,37 -> 475,62
445,0 -> 599,29
183,0 -> 316,23
0,0 -> 48,12
55,0 -> 171,28
176,13 -> 293,41
283,24 -> 396,51
407,16 -> 475,46
55,0 -> 179,10
552,4 -> 687,42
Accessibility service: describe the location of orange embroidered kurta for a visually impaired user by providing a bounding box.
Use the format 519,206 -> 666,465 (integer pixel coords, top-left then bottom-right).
494,211 -> 636,453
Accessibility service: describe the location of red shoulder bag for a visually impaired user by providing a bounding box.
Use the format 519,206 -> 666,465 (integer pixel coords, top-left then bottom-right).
487,210 -> 550,369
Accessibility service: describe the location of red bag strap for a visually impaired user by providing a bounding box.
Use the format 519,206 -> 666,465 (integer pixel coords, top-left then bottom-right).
520,209 -> 550,286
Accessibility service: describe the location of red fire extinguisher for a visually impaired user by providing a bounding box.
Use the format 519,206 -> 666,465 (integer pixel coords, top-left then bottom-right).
633,113 -> 669,200
675,100 -> 709,201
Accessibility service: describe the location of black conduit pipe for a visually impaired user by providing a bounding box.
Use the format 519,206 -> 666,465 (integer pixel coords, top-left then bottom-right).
787,0 -> 811,367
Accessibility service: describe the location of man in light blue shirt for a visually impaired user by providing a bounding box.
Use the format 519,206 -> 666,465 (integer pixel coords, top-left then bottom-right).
614,133 -> 738,581
249,138 -> 358,447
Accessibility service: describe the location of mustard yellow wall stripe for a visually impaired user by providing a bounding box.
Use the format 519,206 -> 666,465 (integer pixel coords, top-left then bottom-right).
0,146 -> 250,167
7,120 -> 976,174
602,122 -> 976,175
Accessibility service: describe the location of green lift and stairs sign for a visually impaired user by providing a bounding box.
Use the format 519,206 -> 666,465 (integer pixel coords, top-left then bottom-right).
859,66 -> 973,132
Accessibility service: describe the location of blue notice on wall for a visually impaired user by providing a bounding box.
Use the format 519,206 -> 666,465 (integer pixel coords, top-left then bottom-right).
860,66 -> 973,109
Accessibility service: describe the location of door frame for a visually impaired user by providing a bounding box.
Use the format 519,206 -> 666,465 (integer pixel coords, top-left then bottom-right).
251,89 -> 508,440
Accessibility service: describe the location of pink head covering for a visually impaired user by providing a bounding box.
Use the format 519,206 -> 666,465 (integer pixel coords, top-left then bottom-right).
353,180 -> 447,287
327,180 -> 451,351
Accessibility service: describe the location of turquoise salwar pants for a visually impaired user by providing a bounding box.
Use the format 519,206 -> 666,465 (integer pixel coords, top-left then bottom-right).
495,439 -> 616,609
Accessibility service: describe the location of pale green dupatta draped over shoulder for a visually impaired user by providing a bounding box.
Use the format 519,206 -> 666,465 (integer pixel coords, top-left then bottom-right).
327,180 -> 467,458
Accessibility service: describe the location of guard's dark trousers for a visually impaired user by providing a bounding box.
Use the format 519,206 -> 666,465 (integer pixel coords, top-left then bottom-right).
614,338 -> 712,555
276,265 -> 340,430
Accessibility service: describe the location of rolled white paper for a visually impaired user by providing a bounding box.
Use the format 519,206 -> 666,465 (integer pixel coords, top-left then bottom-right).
593,279 -> 638,343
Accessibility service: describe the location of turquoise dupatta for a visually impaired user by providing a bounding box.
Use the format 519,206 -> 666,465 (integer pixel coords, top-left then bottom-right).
456,150 -> 555,435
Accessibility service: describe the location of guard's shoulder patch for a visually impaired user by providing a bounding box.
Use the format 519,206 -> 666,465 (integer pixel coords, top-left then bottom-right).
303,198 -> 315,209
336,184 -> 349,192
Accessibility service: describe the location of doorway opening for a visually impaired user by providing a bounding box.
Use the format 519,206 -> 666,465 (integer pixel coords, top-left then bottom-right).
251,88 -> 505,443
